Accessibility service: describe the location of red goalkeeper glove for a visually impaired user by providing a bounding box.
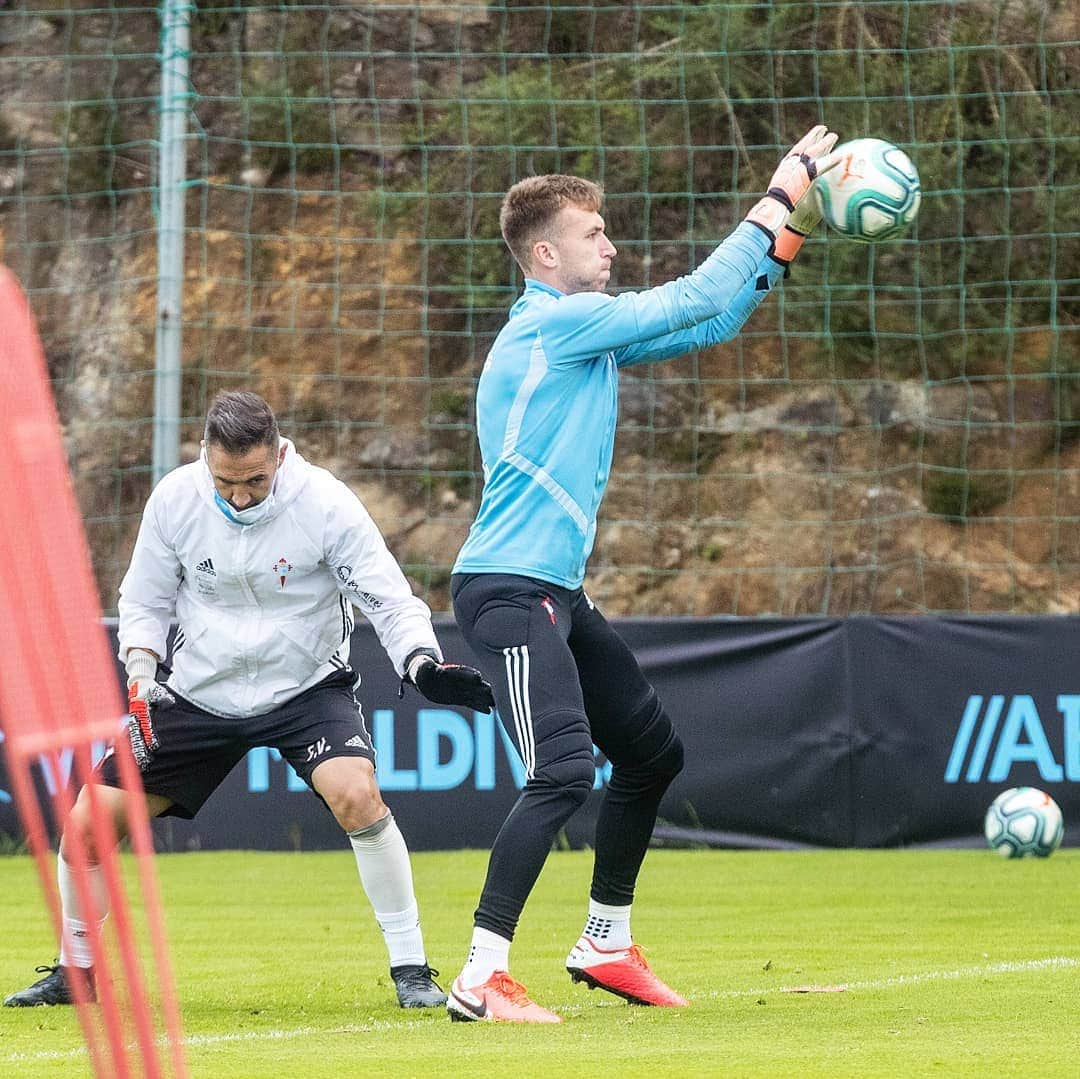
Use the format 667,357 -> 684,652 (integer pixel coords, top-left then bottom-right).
127,681 -> 174,772
125,650 -> 174,772
745,124 -> 841,240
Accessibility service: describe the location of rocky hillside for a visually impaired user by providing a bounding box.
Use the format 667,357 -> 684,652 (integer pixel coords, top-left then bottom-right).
1,1 -> 1077,616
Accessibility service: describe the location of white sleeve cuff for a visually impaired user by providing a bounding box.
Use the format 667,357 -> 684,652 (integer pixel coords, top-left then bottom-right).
124,649 -> 158,687
406,653 -> 437,684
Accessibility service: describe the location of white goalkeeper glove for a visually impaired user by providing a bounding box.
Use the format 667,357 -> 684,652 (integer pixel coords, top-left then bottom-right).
745,124 -> 841,241
125,649 -> 174,772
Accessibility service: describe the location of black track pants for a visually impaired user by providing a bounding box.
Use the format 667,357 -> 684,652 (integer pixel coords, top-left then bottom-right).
452,573 -> 684,940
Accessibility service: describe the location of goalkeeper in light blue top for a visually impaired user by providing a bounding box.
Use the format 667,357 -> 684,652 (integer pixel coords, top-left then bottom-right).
454,125 -> 840,588
446,125 -> 842,1025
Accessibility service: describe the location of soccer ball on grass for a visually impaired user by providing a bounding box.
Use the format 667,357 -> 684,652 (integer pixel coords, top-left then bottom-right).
813,137 -> 921,243
983,786 -> 1064,858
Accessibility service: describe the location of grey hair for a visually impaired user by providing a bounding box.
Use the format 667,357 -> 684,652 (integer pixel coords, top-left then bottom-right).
204,391 -> 279,455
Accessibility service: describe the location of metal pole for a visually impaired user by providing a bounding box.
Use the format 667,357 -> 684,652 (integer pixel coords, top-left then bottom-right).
152,0 -> 191,484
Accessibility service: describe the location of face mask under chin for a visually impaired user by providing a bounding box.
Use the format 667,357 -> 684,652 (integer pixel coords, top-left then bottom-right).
213,489 -> 275,526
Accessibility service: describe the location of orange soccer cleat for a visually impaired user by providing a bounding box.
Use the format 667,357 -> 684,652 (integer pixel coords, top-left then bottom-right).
447,971 -> 562,1024
566,938 -> 688,1007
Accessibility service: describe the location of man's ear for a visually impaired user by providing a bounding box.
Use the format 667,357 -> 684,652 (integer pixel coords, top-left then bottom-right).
532,238 -> 559,269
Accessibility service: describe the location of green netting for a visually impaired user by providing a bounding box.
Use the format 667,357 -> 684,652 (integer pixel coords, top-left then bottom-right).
1,1 -> 1077,615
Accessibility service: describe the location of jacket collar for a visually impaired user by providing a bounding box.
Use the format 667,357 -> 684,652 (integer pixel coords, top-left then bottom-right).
522,278 -> 564,299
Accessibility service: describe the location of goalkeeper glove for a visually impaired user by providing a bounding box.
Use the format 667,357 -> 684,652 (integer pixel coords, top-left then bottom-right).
745,124 -> 840,240
125,650 -> 174,772
400,648 -> 495,713
771,189 -> 824,265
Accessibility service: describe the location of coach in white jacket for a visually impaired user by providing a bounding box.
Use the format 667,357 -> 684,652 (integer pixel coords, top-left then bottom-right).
4,390 -> 493,1011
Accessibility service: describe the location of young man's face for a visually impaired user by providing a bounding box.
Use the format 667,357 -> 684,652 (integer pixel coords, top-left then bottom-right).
537,204 -> 618,294
204,441 -> 283,510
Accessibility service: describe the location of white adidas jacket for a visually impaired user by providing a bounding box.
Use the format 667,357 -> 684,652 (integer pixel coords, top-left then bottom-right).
117,439 -> 441,717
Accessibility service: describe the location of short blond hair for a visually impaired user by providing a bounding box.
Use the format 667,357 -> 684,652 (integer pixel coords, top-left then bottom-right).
500,174 -> 604,271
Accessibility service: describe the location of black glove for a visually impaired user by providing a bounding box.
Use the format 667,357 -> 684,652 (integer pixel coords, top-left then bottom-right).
400,649 -> 495,713
126,680 -> 175,772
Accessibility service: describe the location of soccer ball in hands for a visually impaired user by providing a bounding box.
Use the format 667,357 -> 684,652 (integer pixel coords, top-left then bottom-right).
983,786 -> 1064,858
813,137 -> 921,243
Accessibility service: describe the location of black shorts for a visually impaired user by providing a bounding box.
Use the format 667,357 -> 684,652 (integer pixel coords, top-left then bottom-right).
97,668 -> 375,819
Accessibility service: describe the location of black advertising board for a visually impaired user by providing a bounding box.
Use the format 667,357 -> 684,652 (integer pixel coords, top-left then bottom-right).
1,617 -> 1077,851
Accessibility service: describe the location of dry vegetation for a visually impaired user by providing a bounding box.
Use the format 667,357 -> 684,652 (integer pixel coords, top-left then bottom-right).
1,1 -> 1077,616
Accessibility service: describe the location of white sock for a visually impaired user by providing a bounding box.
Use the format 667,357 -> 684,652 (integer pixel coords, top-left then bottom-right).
347,813 -> 426,968
580,899 -> 632,951
57,855 -> 109,969
376,904 -> 425,969
459,927 -> 511,989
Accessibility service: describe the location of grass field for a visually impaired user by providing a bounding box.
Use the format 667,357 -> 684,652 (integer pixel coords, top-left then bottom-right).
1,848 -> 1078,1077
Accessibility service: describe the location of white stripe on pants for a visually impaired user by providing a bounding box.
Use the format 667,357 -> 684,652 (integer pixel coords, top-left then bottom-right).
502,645 -> 535,778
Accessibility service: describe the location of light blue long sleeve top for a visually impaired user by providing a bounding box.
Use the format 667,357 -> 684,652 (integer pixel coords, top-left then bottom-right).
453,219 -> 786,589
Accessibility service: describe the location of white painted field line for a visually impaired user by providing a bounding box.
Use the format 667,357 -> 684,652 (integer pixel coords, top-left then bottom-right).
4,1016 -> 435,1065
7,957 -> 1077,1066
710,955 -> 1080,1000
